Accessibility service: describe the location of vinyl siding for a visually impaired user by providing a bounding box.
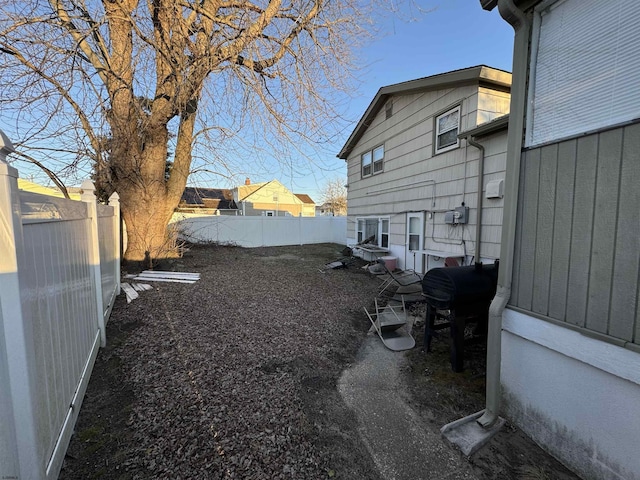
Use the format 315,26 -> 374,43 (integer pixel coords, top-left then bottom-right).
346,82 -> 509,264
510,123 -> 640,345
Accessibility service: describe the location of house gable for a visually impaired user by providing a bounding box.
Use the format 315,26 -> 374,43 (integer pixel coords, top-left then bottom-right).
341,66 -> 511,271
233,180 -> 316,217
338,65 -> 511,160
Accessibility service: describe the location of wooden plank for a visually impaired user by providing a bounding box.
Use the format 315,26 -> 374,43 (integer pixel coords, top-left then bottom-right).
132,276 -> 197,284
566,134 -> 598,328
131,283 -> 153,292
586,129 -> 622,334
532,143 -> 558,315
140,270 -> 200,279
610,123 -> 640,341
516,148 -> 540,310
548,139 -> 577,321
120,282 -> 138,303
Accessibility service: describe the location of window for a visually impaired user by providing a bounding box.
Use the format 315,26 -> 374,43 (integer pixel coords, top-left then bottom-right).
361,145 -> 384,177
356,217 -> 390,247
408,216 -> 421,251
435,106 -> 460,154
361,151 -> 372,177
526,0 -> 640,147
373,145 -> 384,173
381,219 -> 389,248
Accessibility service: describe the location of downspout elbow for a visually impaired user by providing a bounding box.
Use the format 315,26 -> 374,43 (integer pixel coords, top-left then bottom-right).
498,0 -> 528,30
477,283 -> 511,427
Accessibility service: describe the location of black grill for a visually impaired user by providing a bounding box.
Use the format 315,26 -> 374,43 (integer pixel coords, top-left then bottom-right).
422,262 -> 498,372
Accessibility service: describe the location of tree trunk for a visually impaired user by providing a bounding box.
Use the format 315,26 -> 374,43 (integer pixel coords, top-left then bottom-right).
113,112 -> 194,262
119,186 -> 175,262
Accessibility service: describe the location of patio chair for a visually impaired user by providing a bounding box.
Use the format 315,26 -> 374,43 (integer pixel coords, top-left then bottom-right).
364,296 -> 415,351
376,259 -> 424,302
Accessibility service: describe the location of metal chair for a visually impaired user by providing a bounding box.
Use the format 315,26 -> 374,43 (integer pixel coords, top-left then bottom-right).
376,259 -> 424,302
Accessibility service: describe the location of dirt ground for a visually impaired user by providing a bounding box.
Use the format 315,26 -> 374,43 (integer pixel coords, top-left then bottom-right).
59,243 -> 580,480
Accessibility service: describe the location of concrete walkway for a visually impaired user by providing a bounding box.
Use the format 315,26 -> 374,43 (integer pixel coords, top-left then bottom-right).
338,332 -> 479,480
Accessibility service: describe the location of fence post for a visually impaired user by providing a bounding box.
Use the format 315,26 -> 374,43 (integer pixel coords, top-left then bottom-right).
81,180 -> 107,347
109,192 -> 121,296
0,131 -> 43,478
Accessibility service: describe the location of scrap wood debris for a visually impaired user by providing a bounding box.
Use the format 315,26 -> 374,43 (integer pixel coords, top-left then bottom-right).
121,282 -> 152,303
128,270 -> 200,284
122,271 -> 200,303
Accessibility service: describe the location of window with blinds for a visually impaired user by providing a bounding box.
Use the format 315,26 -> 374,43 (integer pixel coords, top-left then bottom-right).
527,0 -> 640,147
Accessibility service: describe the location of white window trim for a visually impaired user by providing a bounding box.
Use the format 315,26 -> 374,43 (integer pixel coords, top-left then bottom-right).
434,106 -> 461,154
356,216 -> 390,247
361,144 -> 384,178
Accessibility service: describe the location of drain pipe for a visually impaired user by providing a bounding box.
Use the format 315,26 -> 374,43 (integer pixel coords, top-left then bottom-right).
477,0 -> 530,429
461,135 -> 485,264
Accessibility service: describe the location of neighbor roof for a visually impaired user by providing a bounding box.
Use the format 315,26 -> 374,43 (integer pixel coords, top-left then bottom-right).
181,187 -> 237,209
337,65 -> 512,159
294,193 -> 315,204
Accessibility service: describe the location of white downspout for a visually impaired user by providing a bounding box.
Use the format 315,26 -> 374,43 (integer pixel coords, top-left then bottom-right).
463,135 -> 485,264
477,0 -> 530,428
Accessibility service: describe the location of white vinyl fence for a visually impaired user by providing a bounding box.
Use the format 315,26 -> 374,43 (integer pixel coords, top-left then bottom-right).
0,132 -> 120,480
173,213 -> 347,247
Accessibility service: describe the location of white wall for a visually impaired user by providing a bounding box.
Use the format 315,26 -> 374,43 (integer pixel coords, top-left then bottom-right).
501,309 -> 640,480
173,214 -> 347,248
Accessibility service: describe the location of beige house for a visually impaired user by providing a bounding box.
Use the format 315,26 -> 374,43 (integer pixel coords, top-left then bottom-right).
294,194 -> 316,217
233,178 -> 315,217
17,178 -> 82,200
338,65 -> 511,273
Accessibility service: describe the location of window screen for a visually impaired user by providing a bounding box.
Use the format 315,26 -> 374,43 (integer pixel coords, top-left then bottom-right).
527,0 -> 640,147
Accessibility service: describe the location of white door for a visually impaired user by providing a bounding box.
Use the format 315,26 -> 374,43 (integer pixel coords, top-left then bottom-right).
405,212 -> 425,273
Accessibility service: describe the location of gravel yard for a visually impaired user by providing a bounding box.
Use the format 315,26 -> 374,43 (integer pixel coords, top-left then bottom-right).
60,243 -> 580,480
60,243 -> 383,479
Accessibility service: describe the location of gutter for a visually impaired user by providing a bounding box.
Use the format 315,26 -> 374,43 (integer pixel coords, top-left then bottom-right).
477,0 -> 530,429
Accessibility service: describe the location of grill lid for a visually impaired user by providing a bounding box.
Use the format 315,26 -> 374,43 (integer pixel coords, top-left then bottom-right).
422,262 -> 498,308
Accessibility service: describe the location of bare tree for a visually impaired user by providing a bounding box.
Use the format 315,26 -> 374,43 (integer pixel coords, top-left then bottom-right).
0,0 -> 379,260
320,177 -> 347,216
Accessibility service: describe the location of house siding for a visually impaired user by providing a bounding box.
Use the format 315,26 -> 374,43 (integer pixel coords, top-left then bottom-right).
510,122 -> 640,346
346,83 -> 509,268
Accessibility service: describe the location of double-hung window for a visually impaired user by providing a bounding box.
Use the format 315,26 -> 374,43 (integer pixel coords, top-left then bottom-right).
356,217 -> 389,247
435,106 -> 460,154
361,145 -> 384,177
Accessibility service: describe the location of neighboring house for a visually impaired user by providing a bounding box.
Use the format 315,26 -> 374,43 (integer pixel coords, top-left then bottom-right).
233,178 -> 315,217
316,202 -> 332,216
338,66 -> 511,274
316,201 -> 346,216
17,178 -> 82,200
294,193 -> 316,217
178,187 -> 238,215
477,1 -> 640,479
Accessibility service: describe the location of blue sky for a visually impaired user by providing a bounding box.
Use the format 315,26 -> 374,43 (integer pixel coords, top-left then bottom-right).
263,0 -> 515,202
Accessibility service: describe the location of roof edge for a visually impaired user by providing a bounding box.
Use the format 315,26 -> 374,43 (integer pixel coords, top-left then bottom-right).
458,114 -> 510,138
337,65 -> 512,160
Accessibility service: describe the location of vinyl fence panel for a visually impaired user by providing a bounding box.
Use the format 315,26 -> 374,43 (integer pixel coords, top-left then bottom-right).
173,214 -> 347,247
0,131 -> 120,480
